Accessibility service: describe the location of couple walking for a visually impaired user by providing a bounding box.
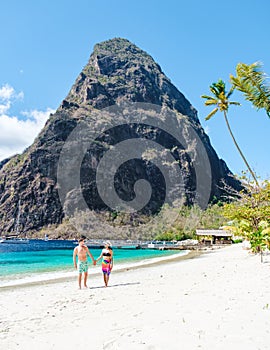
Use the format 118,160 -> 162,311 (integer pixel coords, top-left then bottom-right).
73,238 -> 113,289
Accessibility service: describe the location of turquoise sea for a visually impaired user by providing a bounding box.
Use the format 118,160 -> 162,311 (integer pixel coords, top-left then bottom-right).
0,240 -> 186,288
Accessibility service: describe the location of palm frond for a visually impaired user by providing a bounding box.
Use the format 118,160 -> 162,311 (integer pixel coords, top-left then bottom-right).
209,85 -> 219,97
205,107 -> 218,120
204,99 -> 218,106
229,101 -> 241,106
201,94 -> 214,100
213,79 -> 226,94
230,62 -> 270,118
226,86 -> 235,99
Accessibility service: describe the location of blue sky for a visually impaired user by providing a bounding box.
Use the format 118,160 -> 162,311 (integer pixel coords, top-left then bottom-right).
0,0 -> 269,180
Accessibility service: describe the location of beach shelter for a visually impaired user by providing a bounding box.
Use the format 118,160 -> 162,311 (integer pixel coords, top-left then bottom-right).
195,229 -> 232,244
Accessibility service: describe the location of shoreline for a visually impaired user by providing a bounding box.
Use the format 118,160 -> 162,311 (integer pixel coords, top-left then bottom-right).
0,245 -> 270,350
2,244 -> 268,349
0,248 -> 195,290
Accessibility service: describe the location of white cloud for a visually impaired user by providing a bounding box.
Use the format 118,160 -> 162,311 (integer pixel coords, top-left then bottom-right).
0,84 -> 55,161
0,84 -> 15,100
0,101 -> 11,114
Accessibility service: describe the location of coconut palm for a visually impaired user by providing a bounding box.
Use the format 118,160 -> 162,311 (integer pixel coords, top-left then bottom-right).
230,62 -> 270,118
201,79 -> 259,187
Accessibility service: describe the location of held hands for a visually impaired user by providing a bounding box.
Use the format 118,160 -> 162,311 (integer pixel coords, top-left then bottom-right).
93,260 -> 97,266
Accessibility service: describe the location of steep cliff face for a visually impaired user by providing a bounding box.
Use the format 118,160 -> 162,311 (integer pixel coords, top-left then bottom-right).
0,38 -> 241,235
65,38 -> 198,120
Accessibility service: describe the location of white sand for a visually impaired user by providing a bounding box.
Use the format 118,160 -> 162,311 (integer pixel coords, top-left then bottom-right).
1,244 -> 270,350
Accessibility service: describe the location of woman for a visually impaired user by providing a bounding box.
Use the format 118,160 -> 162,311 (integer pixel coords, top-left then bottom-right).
96,241 -> 114,287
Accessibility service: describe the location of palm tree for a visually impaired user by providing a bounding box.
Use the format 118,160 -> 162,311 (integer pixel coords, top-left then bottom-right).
201,79 -> 260,187
230,62 -> 270,118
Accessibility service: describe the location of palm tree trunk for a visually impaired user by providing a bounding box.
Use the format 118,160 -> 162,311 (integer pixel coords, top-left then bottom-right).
223,111 -> 260,188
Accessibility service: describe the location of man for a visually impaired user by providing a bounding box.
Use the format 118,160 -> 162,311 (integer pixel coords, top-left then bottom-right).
73,238 -> 96,289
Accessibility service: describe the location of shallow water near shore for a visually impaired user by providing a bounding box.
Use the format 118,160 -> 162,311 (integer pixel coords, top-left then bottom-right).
0,239 -> 187,288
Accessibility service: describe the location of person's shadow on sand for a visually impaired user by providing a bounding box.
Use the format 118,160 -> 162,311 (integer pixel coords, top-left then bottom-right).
89,282 -> 140,289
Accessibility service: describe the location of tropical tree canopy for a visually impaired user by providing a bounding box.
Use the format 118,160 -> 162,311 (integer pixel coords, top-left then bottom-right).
201,79 -> 259,187
201,79 -> 240,120
222,180 -> 270,253
230,62 -> 270,118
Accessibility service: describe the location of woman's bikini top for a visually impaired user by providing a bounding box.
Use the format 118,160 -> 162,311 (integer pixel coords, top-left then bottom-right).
103,250 -> 111,257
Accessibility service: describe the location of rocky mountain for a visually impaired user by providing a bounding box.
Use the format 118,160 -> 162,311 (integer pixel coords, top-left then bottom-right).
0,38 -> 242,236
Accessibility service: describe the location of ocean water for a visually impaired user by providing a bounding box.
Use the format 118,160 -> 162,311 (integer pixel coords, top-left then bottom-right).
0,240 -> 186,288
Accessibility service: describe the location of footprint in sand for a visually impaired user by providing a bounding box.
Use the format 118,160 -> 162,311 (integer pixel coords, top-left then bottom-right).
103,338 -> 117,349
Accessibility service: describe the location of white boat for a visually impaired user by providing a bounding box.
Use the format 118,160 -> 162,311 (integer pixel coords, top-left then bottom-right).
0,237 -> 29,244
147,243 -> 155,248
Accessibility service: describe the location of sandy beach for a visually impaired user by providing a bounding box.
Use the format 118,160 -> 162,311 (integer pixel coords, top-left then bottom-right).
1,244 -> 270,350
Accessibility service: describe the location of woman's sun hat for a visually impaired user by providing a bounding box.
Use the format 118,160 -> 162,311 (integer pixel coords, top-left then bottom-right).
103,240 -> 112,247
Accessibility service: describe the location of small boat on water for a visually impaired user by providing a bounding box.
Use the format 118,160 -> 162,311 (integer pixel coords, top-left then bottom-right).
0,237 -> 29,244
